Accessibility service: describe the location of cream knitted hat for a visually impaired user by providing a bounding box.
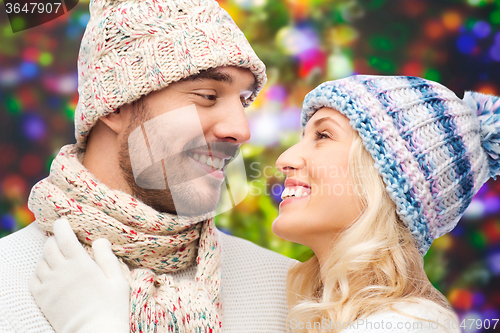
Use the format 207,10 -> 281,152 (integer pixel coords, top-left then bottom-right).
75,0 -> 267,148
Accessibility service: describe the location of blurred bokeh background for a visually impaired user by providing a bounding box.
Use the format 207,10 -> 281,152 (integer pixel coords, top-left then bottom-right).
1,0 -> 499,331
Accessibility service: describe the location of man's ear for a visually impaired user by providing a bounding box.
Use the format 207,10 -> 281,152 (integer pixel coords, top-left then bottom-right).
100,108 -> 127,135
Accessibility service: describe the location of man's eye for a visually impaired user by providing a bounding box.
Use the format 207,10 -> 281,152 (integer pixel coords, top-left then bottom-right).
198,94 -> 217,101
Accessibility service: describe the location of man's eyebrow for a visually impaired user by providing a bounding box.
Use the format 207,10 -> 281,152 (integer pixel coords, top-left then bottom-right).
183,68 -> 259,95
183,69 -> 234,84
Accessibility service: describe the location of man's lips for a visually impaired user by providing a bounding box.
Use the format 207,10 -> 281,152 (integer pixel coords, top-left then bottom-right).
188,148 -> 232,161
187,150 -> 229,170
187,151 -> 227,180
183,141 -> 239,162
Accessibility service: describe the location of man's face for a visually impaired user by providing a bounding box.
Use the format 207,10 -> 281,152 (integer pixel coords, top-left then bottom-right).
117,66 -> 256,217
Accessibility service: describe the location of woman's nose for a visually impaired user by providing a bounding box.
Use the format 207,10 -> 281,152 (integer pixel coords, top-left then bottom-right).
276,142 -> 306,175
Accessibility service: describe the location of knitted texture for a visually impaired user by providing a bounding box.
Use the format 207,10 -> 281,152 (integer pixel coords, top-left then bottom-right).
301,75 -> 500,255
463,92 -> 500,178
0,223 -> 293,333
76,0 -> 267,148
28,145 -> 222,332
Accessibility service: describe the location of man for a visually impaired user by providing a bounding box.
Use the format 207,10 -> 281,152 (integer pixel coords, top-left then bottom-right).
0,0 -> 294,332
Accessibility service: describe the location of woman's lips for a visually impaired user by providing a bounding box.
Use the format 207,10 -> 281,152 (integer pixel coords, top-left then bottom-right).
280,185 -> 311,207
284,178 -> 311,189
279,194 -> 310,207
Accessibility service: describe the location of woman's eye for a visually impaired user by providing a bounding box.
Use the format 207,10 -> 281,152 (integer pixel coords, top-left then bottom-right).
315,131 -> 330,140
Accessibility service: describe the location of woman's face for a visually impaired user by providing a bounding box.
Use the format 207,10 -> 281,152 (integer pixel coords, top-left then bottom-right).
273,107 -> 362,258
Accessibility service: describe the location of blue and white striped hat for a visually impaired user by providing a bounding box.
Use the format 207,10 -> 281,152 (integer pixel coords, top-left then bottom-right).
301,75 -> 500,255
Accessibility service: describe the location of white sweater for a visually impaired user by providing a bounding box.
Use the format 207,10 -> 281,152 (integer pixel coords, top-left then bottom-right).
289,302 -> 461,333
0,222 -> 295,333
339,303 -> 462,333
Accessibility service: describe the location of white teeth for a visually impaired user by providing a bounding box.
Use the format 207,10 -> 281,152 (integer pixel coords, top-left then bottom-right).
281,187 -> 310,200
191,153 -> 225,170
213,158 -> 222,169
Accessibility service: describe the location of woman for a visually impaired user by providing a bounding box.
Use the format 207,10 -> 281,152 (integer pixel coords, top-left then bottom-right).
273,74 -> 500,332
31,75 -> 500,332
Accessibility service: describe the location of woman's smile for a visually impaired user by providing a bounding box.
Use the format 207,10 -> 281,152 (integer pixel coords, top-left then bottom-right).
279,178 -> 311,207
272,107 -> 362,253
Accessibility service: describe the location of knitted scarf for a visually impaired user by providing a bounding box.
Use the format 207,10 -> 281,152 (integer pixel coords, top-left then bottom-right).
28,144 -> 222,332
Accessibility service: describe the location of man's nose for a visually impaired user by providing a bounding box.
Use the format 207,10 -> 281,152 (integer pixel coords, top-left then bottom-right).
212,100 -> 251,143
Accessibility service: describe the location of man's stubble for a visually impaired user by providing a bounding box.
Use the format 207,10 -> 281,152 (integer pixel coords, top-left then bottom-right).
118,100 -> 221,216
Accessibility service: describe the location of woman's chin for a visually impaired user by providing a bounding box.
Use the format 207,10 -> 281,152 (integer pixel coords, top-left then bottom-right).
272,215 -> 300,243
271,216 -> 286,239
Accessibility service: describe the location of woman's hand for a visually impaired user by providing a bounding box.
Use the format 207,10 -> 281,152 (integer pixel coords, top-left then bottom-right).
30,218 -> 130,333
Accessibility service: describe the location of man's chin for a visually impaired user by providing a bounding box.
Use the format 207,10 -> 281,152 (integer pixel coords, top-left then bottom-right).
133,185 -> 220,218
169,184 -> 222,217
125,165 -> 224,217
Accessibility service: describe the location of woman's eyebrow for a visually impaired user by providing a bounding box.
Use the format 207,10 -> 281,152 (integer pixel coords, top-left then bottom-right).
302,116 -> 342,137
313,116 -> 342,129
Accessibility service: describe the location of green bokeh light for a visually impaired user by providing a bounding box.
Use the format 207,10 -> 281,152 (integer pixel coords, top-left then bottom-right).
465,18 -> 477,30
490,10 -> 500,25
6,97 -> 21,114
424,69 -> 441,82
363,0 -> 386,10
369,56 -> 394,73
466,0 -> 482,6
470,230 -> 487,249
370,35 -> 394,51
10,17 -> 25,32
65,104 -> 75,120
45,155 -> 56,173
39,53 -> 53,66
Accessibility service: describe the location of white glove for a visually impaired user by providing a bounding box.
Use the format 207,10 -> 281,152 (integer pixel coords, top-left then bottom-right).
30,218 -> 130,333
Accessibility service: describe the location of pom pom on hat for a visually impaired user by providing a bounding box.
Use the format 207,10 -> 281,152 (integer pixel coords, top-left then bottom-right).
463,91 -> 500,179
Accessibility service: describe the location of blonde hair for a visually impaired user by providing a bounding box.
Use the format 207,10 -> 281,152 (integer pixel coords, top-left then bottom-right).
286,132 -> 455,332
